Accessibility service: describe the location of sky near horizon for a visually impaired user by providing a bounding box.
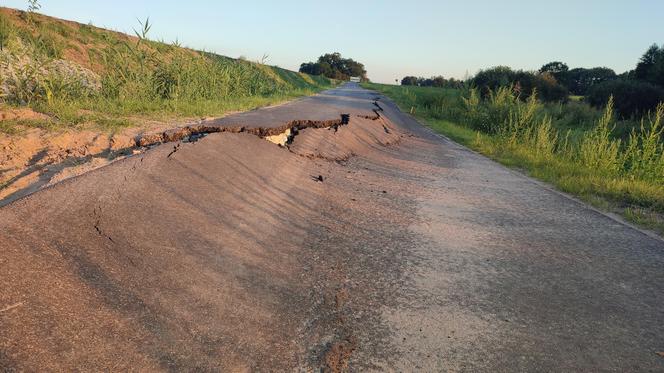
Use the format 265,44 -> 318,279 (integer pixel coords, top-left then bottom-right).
2,0 -> 662,83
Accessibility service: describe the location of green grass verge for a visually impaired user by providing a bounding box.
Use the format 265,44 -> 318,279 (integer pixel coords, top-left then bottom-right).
364,82 -> 664,236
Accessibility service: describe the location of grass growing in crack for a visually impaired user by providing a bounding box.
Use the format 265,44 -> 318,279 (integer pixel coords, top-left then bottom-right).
364,82 -> 664,235
0,8 -> 336,133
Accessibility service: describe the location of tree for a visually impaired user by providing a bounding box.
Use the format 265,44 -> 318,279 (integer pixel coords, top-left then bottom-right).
513,71 -> 568,101
431,76 -> 446,87
401,76 -> 418,86
566,67 -> 617,95
418,77 -> 433,86
299,52 -> 367,81
400,75 -> 462,88
587,80 -> 664,117
635,44 -> 659,80
540,61 -> 569,75
634,44 -> 664,88
539,61 -> 569,86
471,66 -> 516,94
471,66 -> 567,102
447,77 -> 463,89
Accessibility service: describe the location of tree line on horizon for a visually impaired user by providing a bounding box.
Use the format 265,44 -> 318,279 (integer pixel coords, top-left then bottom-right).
400,43 -> 664,117
400,76 -> 464,89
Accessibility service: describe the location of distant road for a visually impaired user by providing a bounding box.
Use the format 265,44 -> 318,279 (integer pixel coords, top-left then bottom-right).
1,83 -> 663,371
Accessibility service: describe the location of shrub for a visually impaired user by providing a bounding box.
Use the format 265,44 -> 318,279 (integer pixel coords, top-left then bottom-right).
624,103 -> 664,182
472,67 -> 568,102
578,97 -> 623,175
6,63 -> 43,105
460,86 -> 533,134
471,66 -> 516,95
513,71 -> 568,102
587,80 -> 664,117
545,100 -> 602,129
401,76 -> 418,86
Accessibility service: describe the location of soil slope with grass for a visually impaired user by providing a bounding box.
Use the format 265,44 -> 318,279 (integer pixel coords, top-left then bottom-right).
0,6 -> 335,203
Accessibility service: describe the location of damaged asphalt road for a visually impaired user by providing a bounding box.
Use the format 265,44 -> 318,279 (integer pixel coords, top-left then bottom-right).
1,83 -> 664,371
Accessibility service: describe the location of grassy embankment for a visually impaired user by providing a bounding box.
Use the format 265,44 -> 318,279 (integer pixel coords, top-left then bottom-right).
0,7 -> 335,134
364,82 -> 664,234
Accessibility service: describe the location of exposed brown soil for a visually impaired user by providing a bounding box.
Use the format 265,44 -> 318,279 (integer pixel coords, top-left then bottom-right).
289,115 -> 400,161
0,123 -> 159,205
0,111 -> 359,206
323,337 -> 357,373
0,7 -> 144,72
0,107 -> 50,121
135,115 -> 349,147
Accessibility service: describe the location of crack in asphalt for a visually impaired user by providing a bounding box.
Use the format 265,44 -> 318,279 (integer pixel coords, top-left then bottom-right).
166,144 -> 181,159
92,206 -> 114,243
136,114 -> 354,150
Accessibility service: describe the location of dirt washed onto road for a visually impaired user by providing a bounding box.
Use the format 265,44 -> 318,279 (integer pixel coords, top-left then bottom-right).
2,83 -> 664,371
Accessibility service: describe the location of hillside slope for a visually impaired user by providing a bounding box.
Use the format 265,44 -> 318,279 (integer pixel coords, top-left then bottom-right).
0,7 -> 333,124
0,6 -> 335,203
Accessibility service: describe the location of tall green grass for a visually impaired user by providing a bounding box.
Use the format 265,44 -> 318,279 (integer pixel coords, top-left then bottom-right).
364,82 -> 664,234
0,12 -> 13,51
0,9 -> 335,131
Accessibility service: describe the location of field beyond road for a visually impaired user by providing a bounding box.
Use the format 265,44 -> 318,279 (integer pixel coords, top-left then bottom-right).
1,83 -> 663,371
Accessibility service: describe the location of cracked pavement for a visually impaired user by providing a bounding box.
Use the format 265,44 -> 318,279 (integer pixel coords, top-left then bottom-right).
1,83 -> 663,371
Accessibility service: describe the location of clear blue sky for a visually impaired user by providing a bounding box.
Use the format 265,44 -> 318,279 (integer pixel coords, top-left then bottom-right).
2,0 -> 662,83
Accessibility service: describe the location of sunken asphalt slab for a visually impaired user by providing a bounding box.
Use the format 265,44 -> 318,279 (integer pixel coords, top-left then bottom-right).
1,83 -> 663,371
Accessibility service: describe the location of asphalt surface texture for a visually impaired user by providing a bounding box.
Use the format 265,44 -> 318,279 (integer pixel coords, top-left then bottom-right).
1,83 -> 663,372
